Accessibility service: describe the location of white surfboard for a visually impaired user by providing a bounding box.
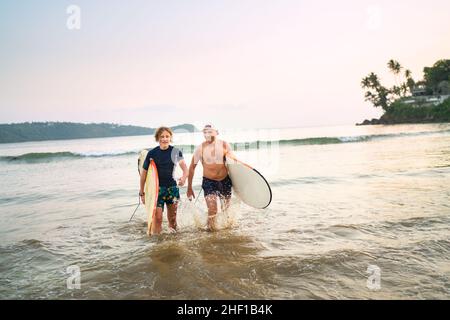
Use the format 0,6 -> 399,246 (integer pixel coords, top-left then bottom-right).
138,150 -> 159,235
225,155 -> 272,209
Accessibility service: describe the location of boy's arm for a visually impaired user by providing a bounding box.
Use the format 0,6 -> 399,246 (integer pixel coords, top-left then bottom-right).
139,169 -> 147,204
177,159 -> 189,186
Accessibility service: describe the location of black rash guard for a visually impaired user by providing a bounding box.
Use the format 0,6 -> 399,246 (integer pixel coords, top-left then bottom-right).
143,146 -> 183,187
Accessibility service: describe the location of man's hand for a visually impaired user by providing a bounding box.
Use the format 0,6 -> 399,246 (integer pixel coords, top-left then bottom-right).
187,187 -> 195,201
187,155 -> 197,201
178,176 -> 187,187
140,192 -> 145,204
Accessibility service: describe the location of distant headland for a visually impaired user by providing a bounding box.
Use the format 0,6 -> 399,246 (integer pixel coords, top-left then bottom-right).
0,122 -> 197,144
358,59 -> 450,125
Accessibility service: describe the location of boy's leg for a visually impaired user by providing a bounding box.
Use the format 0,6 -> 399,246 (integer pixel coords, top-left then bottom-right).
151,186 -> 165,235
167,202 -> 178,231
151,207 -> 164,235
166,186 -> 180,231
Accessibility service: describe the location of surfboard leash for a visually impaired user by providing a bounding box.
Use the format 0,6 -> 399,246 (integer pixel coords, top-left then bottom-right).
178,187 -> 203,214
194,188 -> 203,205
130,187 -> 203,221
129,194 -> 141,222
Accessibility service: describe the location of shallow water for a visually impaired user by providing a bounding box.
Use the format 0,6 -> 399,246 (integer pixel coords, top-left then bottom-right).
0,124 -> 449,299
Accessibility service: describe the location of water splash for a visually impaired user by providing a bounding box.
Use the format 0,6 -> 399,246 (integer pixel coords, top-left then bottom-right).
177,197 -> 242,231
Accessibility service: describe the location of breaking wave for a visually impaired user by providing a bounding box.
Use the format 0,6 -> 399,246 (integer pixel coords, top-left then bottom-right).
2,128 -> 449,163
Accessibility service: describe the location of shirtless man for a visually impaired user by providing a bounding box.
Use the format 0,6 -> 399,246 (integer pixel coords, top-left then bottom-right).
187,124 -> 234,231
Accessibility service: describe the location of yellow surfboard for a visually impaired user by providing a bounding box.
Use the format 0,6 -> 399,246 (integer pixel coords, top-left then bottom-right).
138,150 -> 159,235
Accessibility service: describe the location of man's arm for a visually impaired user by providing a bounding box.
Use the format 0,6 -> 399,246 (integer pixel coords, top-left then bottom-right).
187,156 -> 197,199
223,140 -> 235,160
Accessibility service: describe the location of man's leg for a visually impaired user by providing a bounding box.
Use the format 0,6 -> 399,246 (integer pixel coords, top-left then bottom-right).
205,194 -> 218,231
220,195 -> 231,212
220,176 -> 233,213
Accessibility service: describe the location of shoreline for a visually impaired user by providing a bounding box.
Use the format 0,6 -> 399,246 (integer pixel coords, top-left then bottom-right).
356,119 -> 450,126
357,96 -> 450,126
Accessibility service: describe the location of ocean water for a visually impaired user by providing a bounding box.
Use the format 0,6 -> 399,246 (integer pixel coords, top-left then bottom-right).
0,123 -> 449,299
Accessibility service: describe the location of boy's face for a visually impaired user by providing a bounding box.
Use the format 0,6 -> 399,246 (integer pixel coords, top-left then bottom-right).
159,131 -> 171,147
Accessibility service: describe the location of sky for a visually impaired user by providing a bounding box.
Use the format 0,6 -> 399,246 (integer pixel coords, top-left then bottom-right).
0,0 -> 449,129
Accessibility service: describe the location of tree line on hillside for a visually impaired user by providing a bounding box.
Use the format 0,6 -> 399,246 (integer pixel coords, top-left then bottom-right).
0,122 -> 197,143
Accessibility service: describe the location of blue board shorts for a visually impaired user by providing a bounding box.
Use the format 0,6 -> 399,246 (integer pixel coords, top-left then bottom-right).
157,186 -> 180,211
202,175 -> 232,198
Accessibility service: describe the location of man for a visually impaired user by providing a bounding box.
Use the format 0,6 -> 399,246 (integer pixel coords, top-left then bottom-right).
187,124 -> 234,231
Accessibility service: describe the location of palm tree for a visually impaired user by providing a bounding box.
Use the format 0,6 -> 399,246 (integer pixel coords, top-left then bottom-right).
405,69 -> 412,78
388,59 -> 402,75
388,59 -> 402,87
361,72 -> 390,111
404,69 -> 415,95
361,72 -> 381,89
